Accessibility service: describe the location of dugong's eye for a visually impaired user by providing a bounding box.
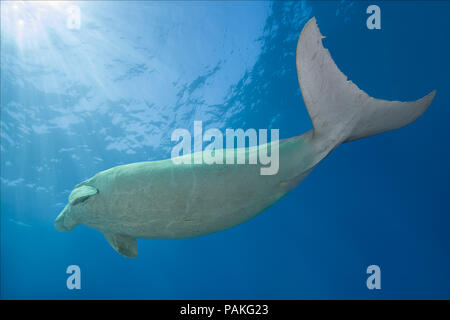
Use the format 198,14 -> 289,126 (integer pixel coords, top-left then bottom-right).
69,185 -> 99,205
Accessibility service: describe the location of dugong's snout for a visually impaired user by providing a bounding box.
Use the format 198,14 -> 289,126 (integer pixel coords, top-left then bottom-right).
55,184 -> 98,232
54,205 -> 75,232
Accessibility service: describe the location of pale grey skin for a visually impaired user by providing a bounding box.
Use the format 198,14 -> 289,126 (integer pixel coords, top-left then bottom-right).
55,133 -> 327,257
55,18 -> 435,257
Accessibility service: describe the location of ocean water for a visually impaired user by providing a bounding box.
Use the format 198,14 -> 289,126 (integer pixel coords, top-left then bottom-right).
1,0 -> 450,299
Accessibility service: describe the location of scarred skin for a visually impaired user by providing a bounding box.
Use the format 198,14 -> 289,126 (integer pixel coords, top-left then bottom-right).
55,131 -> 330,249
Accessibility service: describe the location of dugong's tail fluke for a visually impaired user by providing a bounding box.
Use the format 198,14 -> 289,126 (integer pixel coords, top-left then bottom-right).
297,17 -> 436,144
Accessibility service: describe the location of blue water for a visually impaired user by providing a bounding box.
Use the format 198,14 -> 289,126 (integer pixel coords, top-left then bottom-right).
1,1 -> 450,299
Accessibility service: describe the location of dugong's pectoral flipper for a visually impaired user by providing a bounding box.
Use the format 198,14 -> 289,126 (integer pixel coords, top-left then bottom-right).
104,233 -> 138,258
297,17 -> 436,144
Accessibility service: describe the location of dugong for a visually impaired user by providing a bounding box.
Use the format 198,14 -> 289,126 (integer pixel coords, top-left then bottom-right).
55,18 -> 436,257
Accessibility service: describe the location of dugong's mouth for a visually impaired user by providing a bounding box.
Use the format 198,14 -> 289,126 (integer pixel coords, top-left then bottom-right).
54,205 -> 71,232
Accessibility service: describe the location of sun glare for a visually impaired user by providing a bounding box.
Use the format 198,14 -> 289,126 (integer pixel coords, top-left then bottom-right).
1,1 -> 80,49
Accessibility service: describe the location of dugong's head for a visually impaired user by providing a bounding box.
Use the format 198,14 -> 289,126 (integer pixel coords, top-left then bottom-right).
54,184 -> 99,232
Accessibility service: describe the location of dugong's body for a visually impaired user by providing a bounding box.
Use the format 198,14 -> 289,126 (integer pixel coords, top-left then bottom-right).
55,18 -> 435,257
56,133 -> 324,257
